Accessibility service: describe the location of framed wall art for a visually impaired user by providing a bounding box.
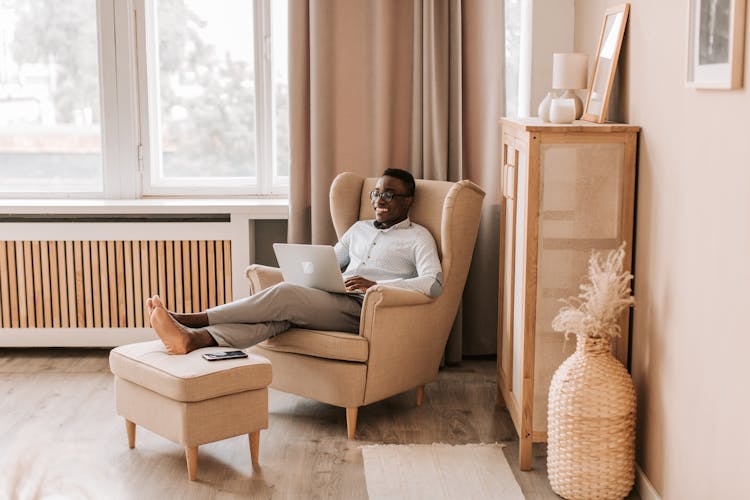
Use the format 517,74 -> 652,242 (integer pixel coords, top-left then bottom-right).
687,0 -> 746,89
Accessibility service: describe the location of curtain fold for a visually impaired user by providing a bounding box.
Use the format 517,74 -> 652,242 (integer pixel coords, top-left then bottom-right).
289,0 -> 504,359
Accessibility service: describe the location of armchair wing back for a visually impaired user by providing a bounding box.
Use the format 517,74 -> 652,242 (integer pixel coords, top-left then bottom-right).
248,172 -> 485,439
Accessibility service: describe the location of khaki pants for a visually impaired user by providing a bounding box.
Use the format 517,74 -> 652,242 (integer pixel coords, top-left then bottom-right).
205,282 -> 362,348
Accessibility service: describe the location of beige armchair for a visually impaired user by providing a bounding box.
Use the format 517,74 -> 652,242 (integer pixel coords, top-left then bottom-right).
246,172 -> 485,438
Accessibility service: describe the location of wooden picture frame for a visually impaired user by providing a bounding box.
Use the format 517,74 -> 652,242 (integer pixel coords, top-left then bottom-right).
582,4 -> 630,123
687,0 -> 746,89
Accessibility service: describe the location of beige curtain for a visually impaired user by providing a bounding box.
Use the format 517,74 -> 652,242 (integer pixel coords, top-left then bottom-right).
289,0 -> 504,359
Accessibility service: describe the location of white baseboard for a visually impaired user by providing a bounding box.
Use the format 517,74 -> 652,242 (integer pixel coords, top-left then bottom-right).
636,463 -> 661,500
0,328 -> 157,348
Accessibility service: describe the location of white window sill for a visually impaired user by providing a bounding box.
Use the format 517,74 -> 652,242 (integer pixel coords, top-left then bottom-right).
0,198 -> 289,219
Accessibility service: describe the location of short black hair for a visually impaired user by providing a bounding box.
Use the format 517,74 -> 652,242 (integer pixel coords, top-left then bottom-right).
382,168 -> 416,196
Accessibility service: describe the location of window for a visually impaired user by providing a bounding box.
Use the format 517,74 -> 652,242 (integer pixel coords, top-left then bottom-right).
0,0 -> 289,198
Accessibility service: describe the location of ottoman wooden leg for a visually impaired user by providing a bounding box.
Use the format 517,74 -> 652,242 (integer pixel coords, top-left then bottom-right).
249,430 -> 260,466
185,446 -> 199,481
125,419 -> 136,449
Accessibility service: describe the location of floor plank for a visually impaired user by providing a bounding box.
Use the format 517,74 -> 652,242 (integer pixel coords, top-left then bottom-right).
0,348 -> 639,499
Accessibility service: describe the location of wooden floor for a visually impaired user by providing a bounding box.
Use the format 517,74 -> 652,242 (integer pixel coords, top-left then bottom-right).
0,348 -> 640,499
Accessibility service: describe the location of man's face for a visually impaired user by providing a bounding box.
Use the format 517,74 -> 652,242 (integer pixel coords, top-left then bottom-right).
370,175 -> 413,228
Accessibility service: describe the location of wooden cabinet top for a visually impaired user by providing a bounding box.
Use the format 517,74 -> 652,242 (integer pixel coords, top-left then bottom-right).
500,117 -> 640,133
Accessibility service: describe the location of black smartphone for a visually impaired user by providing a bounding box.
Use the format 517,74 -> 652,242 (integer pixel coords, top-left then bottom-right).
202,350 -> 248,361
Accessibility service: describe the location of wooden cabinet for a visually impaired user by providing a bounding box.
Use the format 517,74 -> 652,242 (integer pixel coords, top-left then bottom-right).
496,118 -> 639,470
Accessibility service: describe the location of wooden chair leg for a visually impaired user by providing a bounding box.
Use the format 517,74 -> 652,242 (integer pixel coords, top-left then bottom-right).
416,385 -> 425,406
346,407 -> 358,440
125,419 -> 136,449
185,446 -> 198,481
519,436 -> 533,471
249,430 -> 260,466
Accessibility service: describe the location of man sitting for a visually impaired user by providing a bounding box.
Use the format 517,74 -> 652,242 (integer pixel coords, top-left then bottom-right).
147,168 -> 443,354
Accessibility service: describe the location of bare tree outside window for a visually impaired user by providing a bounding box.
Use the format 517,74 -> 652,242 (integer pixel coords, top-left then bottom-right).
156,0 -> 258,179
151,0 -> 289,187
0,0 -> 102,193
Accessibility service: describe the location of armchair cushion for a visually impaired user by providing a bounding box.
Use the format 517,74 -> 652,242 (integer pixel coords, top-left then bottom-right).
258,328 -> 369,363
246,263 -> 371,362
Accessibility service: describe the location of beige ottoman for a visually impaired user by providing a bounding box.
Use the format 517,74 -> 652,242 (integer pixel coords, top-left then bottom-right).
109,340 -> 271,481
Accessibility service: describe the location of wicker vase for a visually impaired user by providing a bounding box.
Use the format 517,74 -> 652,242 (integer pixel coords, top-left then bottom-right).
547,335 -> 636,500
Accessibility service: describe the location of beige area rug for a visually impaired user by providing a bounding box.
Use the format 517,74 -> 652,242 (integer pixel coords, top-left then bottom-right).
361,443 -> 525,500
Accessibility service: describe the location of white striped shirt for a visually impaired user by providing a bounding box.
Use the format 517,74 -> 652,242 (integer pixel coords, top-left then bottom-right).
334,218 -> 443,297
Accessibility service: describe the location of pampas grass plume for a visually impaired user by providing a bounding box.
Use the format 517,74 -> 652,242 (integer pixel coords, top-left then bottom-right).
551,242 -> 634,340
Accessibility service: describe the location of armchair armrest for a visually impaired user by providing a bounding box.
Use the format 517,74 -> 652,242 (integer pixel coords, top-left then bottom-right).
363,285 -> 434,307
245,264 -> 284,294
358,285 -> 450,404
359,285 -> 435,341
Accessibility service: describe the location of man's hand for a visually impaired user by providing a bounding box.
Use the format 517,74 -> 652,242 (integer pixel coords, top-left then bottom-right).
345,276 -> 376,293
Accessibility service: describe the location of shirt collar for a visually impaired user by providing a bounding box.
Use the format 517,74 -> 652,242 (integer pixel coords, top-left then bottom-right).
373,217 -> 412,231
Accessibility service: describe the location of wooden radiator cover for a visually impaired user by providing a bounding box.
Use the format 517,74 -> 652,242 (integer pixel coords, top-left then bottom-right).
0,240 -> 232,329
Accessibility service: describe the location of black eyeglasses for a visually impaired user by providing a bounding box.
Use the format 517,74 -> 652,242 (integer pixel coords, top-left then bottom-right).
369,190 -> 411,203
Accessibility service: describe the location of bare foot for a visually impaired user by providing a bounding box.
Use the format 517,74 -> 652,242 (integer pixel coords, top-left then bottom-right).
148,295 -> 211,328
150,303 -> 194,355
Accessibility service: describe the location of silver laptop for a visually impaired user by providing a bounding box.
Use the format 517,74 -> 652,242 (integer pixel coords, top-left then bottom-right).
273,243 -> 349,293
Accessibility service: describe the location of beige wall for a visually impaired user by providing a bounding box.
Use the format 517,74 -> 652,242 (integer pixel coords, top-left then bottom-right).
575,1 -> 750,498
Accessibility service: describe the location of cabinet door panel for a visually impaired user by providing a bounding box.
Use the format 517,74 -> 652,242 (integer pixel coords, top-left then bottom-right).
539,143 -> 624,240
511,147 -> 528,400
500,142 -> 518,390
